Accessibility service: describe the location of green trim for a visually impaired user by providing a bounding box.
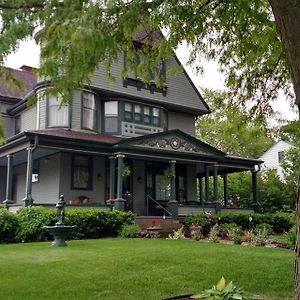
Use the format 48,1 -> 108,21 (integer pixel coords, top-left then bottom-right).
205,165 -> 210,202
223,174 -> 228,207
5,155 -> 14,201
109,157 -> 116,200
213,165 -> 218,202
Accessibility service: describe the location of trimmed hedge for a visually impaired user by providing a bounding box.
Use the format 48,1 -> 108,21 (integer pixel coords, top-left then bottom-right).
186,212 -> 295,234
0,208 -> 19,243
0,207 -> 134,243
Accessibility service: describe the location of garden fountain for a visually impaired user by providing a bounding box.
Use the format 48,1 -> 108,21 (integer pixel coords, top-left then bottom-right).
44,195 -> 76,247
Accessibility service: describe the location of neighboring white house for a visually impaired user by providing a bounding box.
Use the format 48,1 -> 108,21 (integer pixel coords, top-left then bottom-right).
259,140 -> 294,179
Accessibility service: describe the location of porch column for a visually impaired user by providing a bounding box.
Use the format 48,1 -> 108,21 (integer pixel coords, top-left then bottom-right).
223,174 -> 228,207
114,153 -> 126,211
252,170 -> 259,212
109,156 -> 116,209
168,160 -> 178,219
23,146 -> 34,207
199,176 -> 204,206
205,165 -> 210,202
213,165 -> 221,212
3,154 -> 14,209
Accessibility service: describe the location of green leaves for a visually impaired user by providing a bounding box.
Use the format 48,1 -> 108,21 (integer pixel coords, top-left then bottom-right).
192,277 -> 247,300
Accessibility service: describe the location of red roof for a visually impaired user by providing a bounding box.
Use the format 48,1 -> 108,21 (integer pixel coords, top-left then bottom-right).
0,66 -> 37,100
29,129 -> 124,144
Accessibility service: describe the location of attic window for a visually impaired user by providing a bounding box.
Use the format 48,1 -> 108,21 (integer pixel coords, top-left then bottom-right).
123,52 -> 167,96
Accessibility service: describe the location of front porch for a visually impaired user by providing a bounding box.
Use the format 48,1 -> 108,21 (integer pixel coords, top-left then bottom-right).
0,129 -> 262,218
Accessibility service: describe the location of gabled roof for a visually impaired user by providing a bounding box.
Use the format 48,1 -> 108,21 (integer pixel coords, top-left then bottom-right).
0,66 -> 37,102
114,129 -> 225,157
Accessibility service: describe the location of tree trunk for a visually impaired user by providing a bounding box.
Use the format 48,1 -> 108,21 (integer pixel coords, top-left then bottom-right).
268,1 -> 300,299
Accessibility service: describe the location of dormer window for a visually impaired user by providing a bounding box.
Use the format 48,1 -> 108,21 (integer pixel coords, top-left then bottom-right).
82,92 -> 96,131
47,96 -> 69,128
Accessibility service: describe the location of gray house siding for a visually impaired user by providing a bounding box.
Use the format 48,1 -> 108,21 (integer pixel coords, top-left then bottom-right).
71,91 -> 82,131
168,112 -> 196,136
0,167 -> 6,201
14,153 -> 61,203
2,115 -> 15,139
90,54 -> 207,114
1,102 -> 15,139
186,164 -> 197,202
39,97 -> 47,129
59,153 -> 105,204
20,106 -> 37,132
132,160 -> 146,215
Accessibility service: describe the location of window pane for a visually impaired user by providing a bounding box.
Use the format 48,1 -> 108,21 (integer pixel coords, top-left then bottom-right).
153,108 -> 160,117
105,101 -> 118,116
105,117 -> 118,133
72,155 -> 92,190
125,103 -> 132,112
134,105 -> 141,114
83,108 -> 96,130
48,97 -> 69,127
83,93 -> 95,109
144,107 -> 150,115
153,116 -> 160,126
144,115 -> 150,124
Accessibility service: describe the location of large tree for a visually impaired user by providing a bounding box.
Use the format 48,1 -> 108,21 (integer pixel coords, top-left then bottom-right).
0,0 -> 300,298
196,89 -> 274,158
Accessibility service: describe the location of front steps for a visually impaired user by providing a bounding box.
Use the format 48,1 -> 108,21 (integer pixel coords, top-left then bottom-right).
135,216 -> 182,237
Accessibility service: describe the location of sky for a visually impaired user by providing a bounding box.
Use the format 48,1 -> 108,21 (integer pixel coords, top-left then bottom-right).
4,39 -> 298,123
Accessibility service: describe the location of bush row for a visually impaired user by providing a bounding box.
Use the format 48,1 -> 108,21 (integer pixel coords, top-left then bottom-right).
185,212 -> 295,235
0,207 -> 134,243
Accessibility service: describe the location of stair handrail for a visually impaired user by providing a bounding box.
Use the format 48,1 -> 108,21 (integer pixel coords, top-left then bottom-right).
146,195 -> 172,216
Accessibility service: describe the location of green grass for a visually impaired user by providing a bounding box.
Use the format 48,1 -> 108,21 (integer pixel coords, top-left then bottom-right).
0,239 -> 294,300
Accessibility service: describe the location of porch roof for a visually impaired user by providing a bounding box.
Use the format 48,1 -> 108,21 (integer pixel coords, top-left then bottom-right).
0,129 -> 262,173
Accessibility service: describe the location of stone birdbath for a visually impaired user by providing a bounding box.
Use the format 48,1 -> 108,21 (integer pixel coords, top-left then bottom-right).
44,195 -> 76,247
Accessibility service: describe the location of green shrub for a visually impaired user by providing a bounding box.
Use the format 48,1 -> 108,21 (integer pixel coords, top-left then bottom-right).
219,223 -> 240,236
64,209 -> 134,240
254,223 -> 273,235
168,226 -> 186,240
252,228 -> 269,247
0,208 -> 19,243
119,223 -> 140,238
186,214 -> 216,236
228,226 -> 243,245
16,207 -> 56,242
208,224 -> 220,243
287,226 -> 296,250
16,207 -> 134,243
186,212 -> 295,234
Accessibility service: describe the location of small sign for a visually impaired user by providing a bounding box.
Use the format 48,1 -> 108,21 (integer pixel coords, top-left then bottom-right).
32,174 -> 39,183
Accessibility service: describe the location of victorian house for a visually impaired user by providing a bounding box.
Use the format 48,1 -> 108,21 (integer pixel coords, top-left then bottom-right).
0,33 -> 261,218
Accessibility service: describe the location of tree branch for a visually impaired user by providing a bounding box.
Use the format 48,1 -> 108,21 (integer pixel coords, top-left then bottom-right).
0,1 -> 45,10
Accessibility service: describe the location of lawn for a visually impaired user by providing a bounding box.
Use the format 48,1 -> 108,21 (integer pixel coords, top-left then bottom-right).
0,239 -> 293,300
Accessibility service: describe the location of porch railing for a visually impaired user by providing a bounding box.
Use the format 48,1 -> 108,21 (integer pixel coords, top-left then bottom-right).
146,195 -> 172,217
